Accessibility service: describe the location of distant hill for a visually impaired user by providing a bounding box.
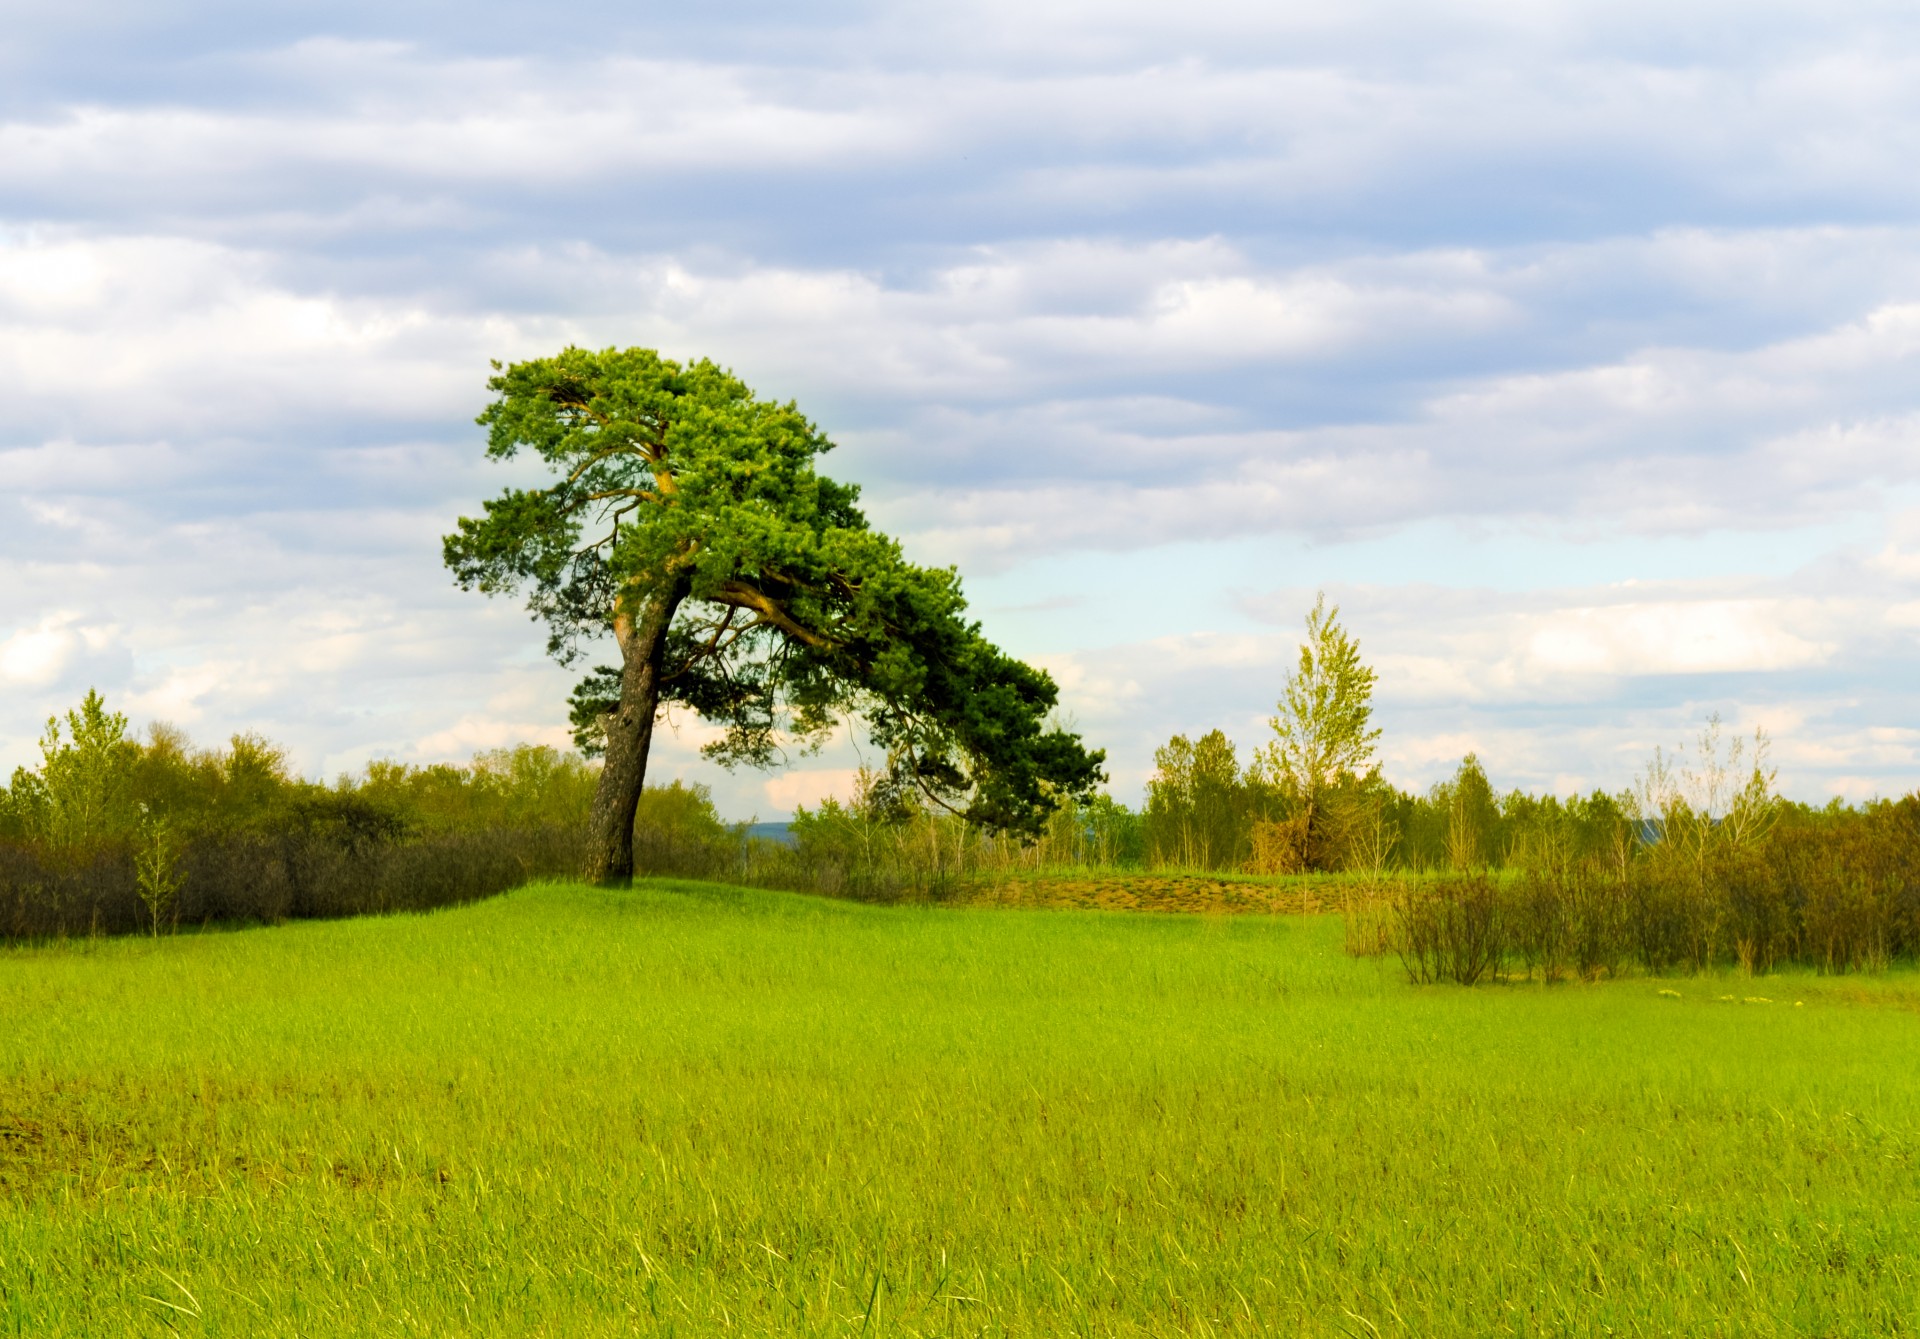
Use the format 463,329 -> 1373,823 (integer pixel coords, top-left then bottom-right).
744,821 -> 796,846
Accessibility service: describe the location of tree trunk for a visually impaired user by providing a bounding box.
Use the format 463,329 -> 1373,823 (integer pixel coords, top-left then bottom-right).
583,581 -> 686,886
1301,788 -> 1323,873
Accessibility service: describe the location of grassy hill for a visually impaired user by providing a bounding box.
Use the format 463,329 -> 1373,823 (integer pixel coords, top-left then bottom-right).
3,881 -> 1918,1335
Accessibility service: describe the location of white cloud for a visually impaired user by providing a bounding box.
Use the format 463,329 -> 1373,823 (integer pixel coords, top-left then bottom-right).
1519,600 -> 1834,676
5,227 -> 1919,555
4,222 -> 1919,803
0,58 -> 921,197
411,714 -> 572,760
762,769 -> 862,813
0,613 -> 90,687
3,5 -> 1920,810
123,659 -> 239,726
0,234 -> 539,441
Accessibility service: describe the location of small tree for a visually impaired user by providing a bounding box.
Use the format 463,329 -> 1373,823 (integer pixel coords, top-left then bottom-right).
1257,593 -> 1381,870
444,348 -> 1104,884
1631,713 -> 1780,876
35,689 -> 141,865
1442,753 -> 1499,871
134,804 -> 184,937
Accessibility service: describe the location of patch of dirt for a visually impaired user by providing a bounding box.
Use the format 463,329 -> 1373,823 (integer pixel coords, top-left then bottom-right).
0,1106 -> 111,1196
956,875 -> 1346,916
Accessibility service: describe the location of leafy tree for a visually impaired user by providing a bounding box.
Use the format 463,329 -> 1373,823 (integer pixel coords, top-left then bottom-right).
1308,766 -> 1402,874
1144,730 -> 1247,870
1441,753 -> 1500,870
34,689 -> 141,863
631,779 -> 741,875
0,766 -> 45,844
1056,793 -> 1144,868
443,347 -> 1104,883
1257,593 -> 1381,870
1144,735 -> 1195,867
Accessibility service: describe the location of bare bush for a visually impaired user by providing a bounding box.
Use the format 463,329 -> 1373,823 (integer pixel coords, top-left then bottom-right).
1395,874 -> 1503,985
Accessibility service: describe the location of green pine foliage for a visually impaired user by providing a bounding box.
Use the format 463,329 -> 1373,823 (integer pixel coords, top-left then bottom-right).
443,347 -> 1104,865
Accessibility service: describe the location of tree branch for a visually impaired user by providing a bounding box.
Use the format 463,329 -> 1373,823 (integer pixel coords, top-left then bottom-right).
563,440 -> 655,487
711,580 -> 839,649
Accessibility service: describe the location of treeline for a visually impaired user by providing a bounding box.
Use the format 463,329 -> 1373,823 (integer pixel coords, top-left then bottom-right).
668,717 -> 1920,979
9,687 -> 1920,979
1138,731 -> 1665,875
1143,719 -> 1920,977
1136,731 -> 1534,873
0,690 -> 1079,935
0,692 -> 588,938
0,689 -> 1063,936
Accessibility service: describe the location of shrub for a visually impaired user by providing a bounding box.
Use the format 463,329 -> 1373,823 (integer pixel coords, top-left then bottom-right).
1395,874 -> 1503,985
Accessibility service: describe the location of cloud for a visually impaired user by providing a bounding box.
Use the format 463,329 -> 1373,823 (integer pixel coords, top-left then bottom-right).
6,223 -> 1919,556
1031,562 -> 1920,805
411,714 -> 572,760
2,3 -> 1920,810
0,612 -> 106,688
874,298 -> 1920,565
4,221 -> 1919,805
762,769 -> 863,813
0,233 -> 533,443
1520,601 -> 1834,676
9,16 -> 1920,261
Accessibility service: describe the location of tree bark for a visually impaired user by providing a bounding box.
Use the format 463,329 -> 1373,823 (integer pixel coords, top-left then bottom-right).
583,580 -> 686,886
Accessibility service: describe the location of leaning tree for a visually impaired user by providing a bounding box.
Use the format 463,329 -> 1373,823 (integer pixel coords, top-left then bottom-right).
444,347 -> 1105,884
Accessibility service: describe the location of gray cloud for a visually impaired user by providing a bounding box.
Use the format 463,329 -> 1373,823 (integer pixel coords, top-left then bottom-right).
4,2 -> 1920,809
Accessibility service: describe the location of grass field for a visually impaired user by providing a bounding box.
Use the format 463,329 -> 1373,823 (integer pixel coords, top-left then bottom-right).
3,881 -> 1919,1337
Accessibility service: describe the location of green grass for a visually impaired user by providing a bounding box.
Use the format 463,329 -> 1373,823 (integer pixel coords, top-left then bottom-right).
3,881 -> 1918,1337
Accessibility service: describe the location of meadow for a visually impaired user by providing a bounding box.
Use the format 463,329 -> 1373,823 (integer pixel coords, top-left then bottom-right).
4,880 -> 1919,1337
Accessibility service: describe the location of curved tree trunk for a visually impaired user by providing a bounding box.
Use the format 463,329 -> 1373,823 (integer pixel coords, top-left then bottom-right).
583,581 -> 687,886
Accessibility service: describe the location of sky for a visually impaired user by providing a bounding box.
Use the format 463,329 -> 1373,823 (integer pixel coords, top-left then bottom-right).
4,0 -> 1920,816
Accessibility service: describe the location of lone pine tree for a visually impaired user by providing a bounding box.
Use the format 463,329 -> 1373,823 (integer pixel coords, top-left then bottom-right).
444,347 -> 1104,884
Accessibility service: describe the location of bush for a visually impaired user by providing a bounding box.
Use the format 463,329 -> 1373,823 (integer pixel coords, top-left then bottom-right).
1395,874 -> 1502,985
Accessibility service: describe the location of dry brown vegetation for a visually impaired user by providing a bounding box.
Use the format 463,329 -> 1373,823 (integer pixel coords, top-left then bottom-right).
959,872 -> 1325,915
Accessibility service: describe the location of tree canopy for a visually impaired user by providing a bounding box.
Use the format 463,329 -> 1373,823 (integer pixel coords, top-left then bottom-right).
443,347 -> 1104,880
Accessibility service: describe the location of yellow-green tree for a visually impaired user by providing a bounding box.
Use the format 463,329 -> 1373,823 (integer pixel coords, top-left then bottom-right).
1257,593 -> 1381,871
17,690 -> 141,863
